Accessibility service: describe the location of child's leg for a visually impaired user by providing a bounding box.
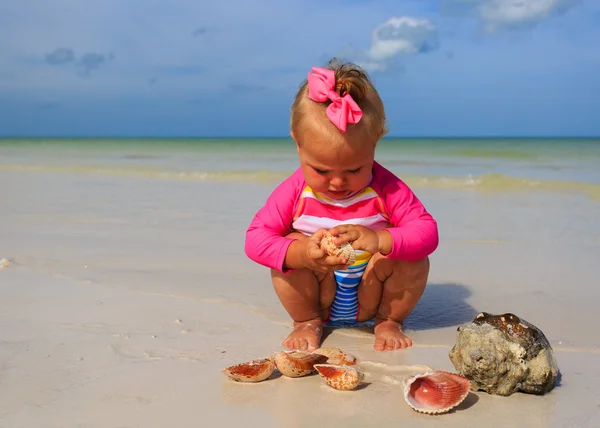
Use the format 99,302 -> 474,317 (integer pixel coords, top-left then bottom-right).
271,267 -> 336,351
356,254 -> 430,351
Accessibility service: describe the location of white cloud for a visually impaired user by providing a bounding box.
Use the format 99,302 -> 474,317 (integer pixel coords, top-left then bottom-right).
481,0 -> 578,30
354,61 -> 389,72
356,17 -> 439,72
442,0 -> 579,31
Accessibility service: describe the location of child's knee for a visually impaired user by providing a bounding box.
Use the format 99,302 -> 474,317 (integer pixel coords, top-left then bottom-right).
270,267 -> 334,288
372,256 -> 430,286
393,257 -> 430,278
317,272 -> 336,309
270,267 -> 306,287
270,266 -> 307,280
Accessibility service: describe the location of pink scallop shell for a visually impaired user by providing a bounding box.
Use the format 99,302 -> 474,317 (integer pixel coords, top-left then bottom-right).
403,370 -> 471,414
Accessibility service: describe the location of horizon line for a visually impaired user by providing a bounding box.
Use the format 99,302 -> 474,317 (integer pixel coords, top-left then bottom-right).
1,135 -> 599,140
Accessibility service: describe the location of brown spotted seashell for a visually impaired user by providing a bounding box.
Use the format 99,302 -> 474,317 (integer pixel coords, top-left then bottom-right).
319,232 -> 356,265
313,347 -> 357,366
221,357 -> 275,383
403,370 -> 471,414
273,350 -> 329,378
314,364 -> 363,391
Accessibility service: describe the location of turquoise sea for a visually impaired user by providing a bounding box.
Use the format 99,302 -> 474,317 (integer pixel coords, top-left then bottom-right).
1,137 -> 599,200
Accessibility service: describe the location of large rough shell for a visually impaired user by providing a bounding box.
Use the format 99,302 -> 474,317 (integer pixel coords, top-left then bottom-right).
314,364 -> 363,391
273,350 -> 328,378
448,312 -> 559,396
222,357 -> 275,383
403,370 -> 471,414
319,232 -> 356,265
313,347 -> 357,366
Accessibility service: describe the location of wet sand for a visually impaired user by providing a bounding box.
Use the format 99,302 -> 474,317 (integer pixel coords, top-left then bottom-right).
1,169 -> 599,427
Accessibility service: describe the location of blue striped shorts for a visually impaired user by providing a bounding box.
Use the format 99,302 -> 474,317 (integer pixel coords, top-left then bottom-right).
325,261 -> 374,327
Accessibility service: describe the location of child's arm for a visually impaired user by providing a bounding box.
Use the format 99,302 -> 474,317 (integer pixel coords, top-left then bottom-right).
373,165 -> 439,261
281,234 -> 311,271
244,171 -> 305,272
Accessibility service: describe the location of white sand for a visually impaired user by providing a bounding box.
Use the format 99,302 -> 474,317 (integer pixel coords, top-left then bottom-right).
1,170 -> 600,427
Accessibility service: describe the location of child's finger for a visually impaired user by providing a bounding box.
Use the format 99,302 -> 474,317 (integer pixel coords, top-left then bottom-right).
334,230 -> 359,245
316,263 -> 347,273
330,263 -> 350,271
307,244 -> 326,259
311,228 -> 328,242
328,224 -> 349,236
324,255 -> 348,266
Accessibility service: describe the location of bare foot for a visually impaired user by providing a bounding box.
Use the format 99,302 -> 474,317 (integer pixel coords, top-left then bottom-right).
373,319 -> 412,351
282,318 -> 323,351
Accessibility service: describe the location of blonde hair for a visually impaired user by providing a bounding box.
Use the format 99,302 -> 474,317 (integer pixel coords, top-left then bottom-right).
290,58 -> 389,144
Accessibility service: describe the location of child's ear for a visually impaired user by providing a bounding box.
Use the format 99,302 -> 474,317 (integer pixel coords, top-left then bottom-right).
373,127 -> 387,148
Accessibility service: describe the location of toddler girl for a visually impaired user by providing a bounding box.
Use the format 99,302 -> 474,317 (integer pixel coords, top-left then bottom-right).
245,59 -> 438,352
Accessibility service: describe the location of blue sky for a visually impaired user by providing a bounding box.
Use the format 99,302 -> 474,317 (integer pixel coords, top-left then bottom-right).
1,0 -> 599,137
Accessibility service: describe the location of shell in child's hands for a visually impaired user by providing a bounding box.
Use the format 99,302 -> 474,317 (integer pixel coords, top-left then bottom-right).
319,232 -> 356,265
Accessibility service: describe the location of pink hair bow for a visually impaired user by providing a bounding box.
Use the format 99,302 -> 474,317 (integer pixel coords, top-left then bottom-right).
307,66 -> 362,132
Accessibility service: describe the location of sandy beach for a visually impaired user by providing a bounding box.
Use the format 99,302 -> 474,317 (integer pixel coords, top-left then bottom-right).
2,153 -> 600,427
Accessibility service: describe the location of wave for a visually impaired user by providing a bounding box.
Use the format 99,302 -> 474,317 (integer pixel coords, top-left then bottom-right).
454,149 -> 541,160
0,164 -> 289,183
2,164 -> 599,200
402,173 -> 600,200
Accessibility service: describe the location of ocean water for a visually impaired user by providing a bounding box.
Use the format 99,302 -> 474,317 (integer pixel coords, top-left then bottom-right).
1,137 -> 599,200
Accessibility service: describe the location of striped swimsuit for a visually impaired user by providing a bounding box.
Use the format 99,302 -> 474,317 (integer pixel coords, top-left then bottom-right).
291,184 -> 390,326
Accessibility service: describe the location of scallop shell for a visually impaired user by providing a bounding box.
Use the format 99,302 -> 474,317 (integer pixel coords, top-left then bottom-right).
313,347 -> 357,366
221,357 -> 275,383
319,232 -> 356,265
273,350 -> 329,378
314,364 -> 364,391
403,370 -> 471,414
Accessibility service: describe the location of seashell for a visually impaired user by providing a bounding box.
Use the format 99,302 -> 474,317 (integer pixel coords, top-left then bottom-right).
313,347 -> 357,366
221,357 -> 275,383
403,370 -> 471,414
0,258 -> 11,270
314,364 -> 364,391
273,350 -> 329,378
449,312 -> 559,396
319,232 -> 356,265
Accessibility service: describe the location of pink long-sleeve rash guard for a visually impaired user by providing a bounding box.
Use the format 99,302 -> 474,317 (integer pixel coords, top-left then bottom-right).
244,161 -> 439,272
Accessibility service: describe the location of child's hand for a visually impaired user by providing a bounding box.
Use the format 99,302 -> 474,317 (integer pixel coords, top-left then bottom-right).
303,229 -> 350,272
328,224 -> 382,255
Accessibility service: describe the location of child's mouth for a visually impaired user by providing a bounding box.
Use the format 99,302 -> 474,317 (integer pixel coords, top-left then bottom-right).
327,190 -> 349,198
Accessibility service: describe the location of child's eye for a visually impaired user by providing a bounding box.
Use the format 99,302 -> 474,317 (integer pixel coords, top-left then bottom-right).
348,168 -> 361,174
314,168 -> 328,175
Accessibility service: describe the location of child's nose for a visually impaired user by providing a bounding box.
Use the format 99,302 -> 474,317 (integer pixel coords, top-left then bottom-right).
329,175 -> 346,188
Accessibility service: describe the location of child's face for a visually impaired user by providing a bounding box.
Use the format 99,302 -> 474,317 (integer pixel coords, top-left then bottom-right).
294,124 -> 376,200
